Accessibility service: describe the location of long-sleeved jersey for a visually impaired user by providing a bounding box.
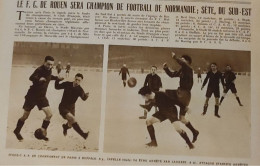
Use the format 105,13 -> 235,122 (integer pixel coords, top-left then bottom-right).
223,70 -> 236,86
144,73 -> 162,92
119,66 -> 130,80
164,57 -> 193,91
202,71 -> 225,89
26,65 -> 58,99
55,80 -> 87,106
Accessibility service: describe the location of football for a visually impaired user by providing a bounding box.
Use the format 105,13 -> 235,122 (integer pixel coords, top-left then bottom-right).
127,77 -> 137,88
34,128 -> 48,141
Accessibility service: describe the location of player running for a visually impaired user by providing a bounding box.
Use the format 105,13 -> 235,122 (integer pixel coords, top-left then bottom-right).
219,65 -> 243,106
162,52 -> 199,143
55,73 -> 89,139
119,64 -> 130,87
56,61 -> 63,76
13,56 -> 61,141
139,66 -> 162,119
65,62 -> 71,78
138,86 -> 194,149
201,63 -> 225,118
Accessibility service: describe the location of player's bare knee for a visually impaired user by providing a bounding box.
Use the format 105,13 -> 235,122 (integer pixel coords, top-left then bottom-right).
66,114 -> 76,124
146,120 -> 151,126
215,98 -> 219,106
20,111 -> 30,121
180,116 -> 188,124
20,115 -> 28,121
204,98 -> 209,105
45,113 -> 52,120
172,121 -> 182,133
68,118 -> 76,124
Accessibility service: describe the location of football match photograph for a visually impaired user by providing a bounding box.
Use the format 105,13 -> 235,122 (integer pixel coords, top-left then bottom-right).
6,42 -> 104,152
103,45 -> 251,158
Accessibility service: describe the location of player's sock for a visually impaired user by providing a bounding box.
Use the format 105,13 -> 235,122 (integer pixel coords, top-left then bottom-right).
220,96 -> 224,105
123,82 -> 126,87
236,97 -> 243,106
41,120 -> 50,130
147,125 -> 157,146
13,119 -> 24,140
72,122 -> 89,139
214,105 -> 221,118
202,105 -> 208,115
179,131 -> 194,149
185,122 -> 199,143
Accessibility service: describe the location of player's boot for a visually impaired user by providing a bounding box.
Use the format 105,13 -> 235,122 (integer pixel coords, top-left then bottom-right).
13,130 -> 23,141
13,119 -> 24,141
41,133 -> 49,141
82,132 -> 89,140
202,105 -> 208,115
62,123 -> 70,136
214,105 -> 221,118
179,131 -> 194,149
146,140 -> 157,147
236,97 -> 243,106
192,130 -> 199,143
72,122 -> 89,140
185,122 -> 199,143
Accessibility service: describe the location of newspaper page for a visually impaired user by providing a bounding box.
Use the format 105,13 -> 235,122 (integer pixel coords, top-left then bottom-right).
0,0 -> 259,165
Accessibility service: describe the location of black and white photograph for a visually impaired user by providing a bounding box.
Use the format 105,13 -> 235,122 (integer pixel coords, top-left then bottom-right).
6,42 -> 104,152
104,45 -> 251,158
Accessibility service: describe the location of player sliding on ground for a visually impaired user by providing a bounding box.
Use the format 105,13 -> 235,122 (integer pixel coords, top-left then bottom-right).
13,56 -> 61,141
138,86 -> 195,149
55,73 -> 89,139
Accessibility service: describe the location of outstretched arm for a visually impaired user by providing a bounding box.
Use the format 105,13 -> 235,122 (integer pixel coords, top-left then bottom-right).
163,63 -> 181,78
171,52 -> 191,69
55,79 -> 66,89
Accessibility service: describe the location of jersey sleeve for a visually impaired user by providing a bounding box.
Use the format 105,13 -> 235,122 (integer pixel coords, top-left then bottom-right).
220,72 -> 225,87
55,80 -> 66,89
164,67 -> 181,78
202,72 -> 210,87
29,68 -> 41,82
231,72 -> 236,81
80,89 -> 88,101
51,75 -> 58,80
143,75 -> 149,86
158,76 -> 162,88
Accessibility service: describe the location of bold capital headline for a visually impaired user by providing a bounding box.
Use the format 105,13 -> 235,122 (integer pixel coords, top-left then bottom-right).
17,0 -> 251,16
